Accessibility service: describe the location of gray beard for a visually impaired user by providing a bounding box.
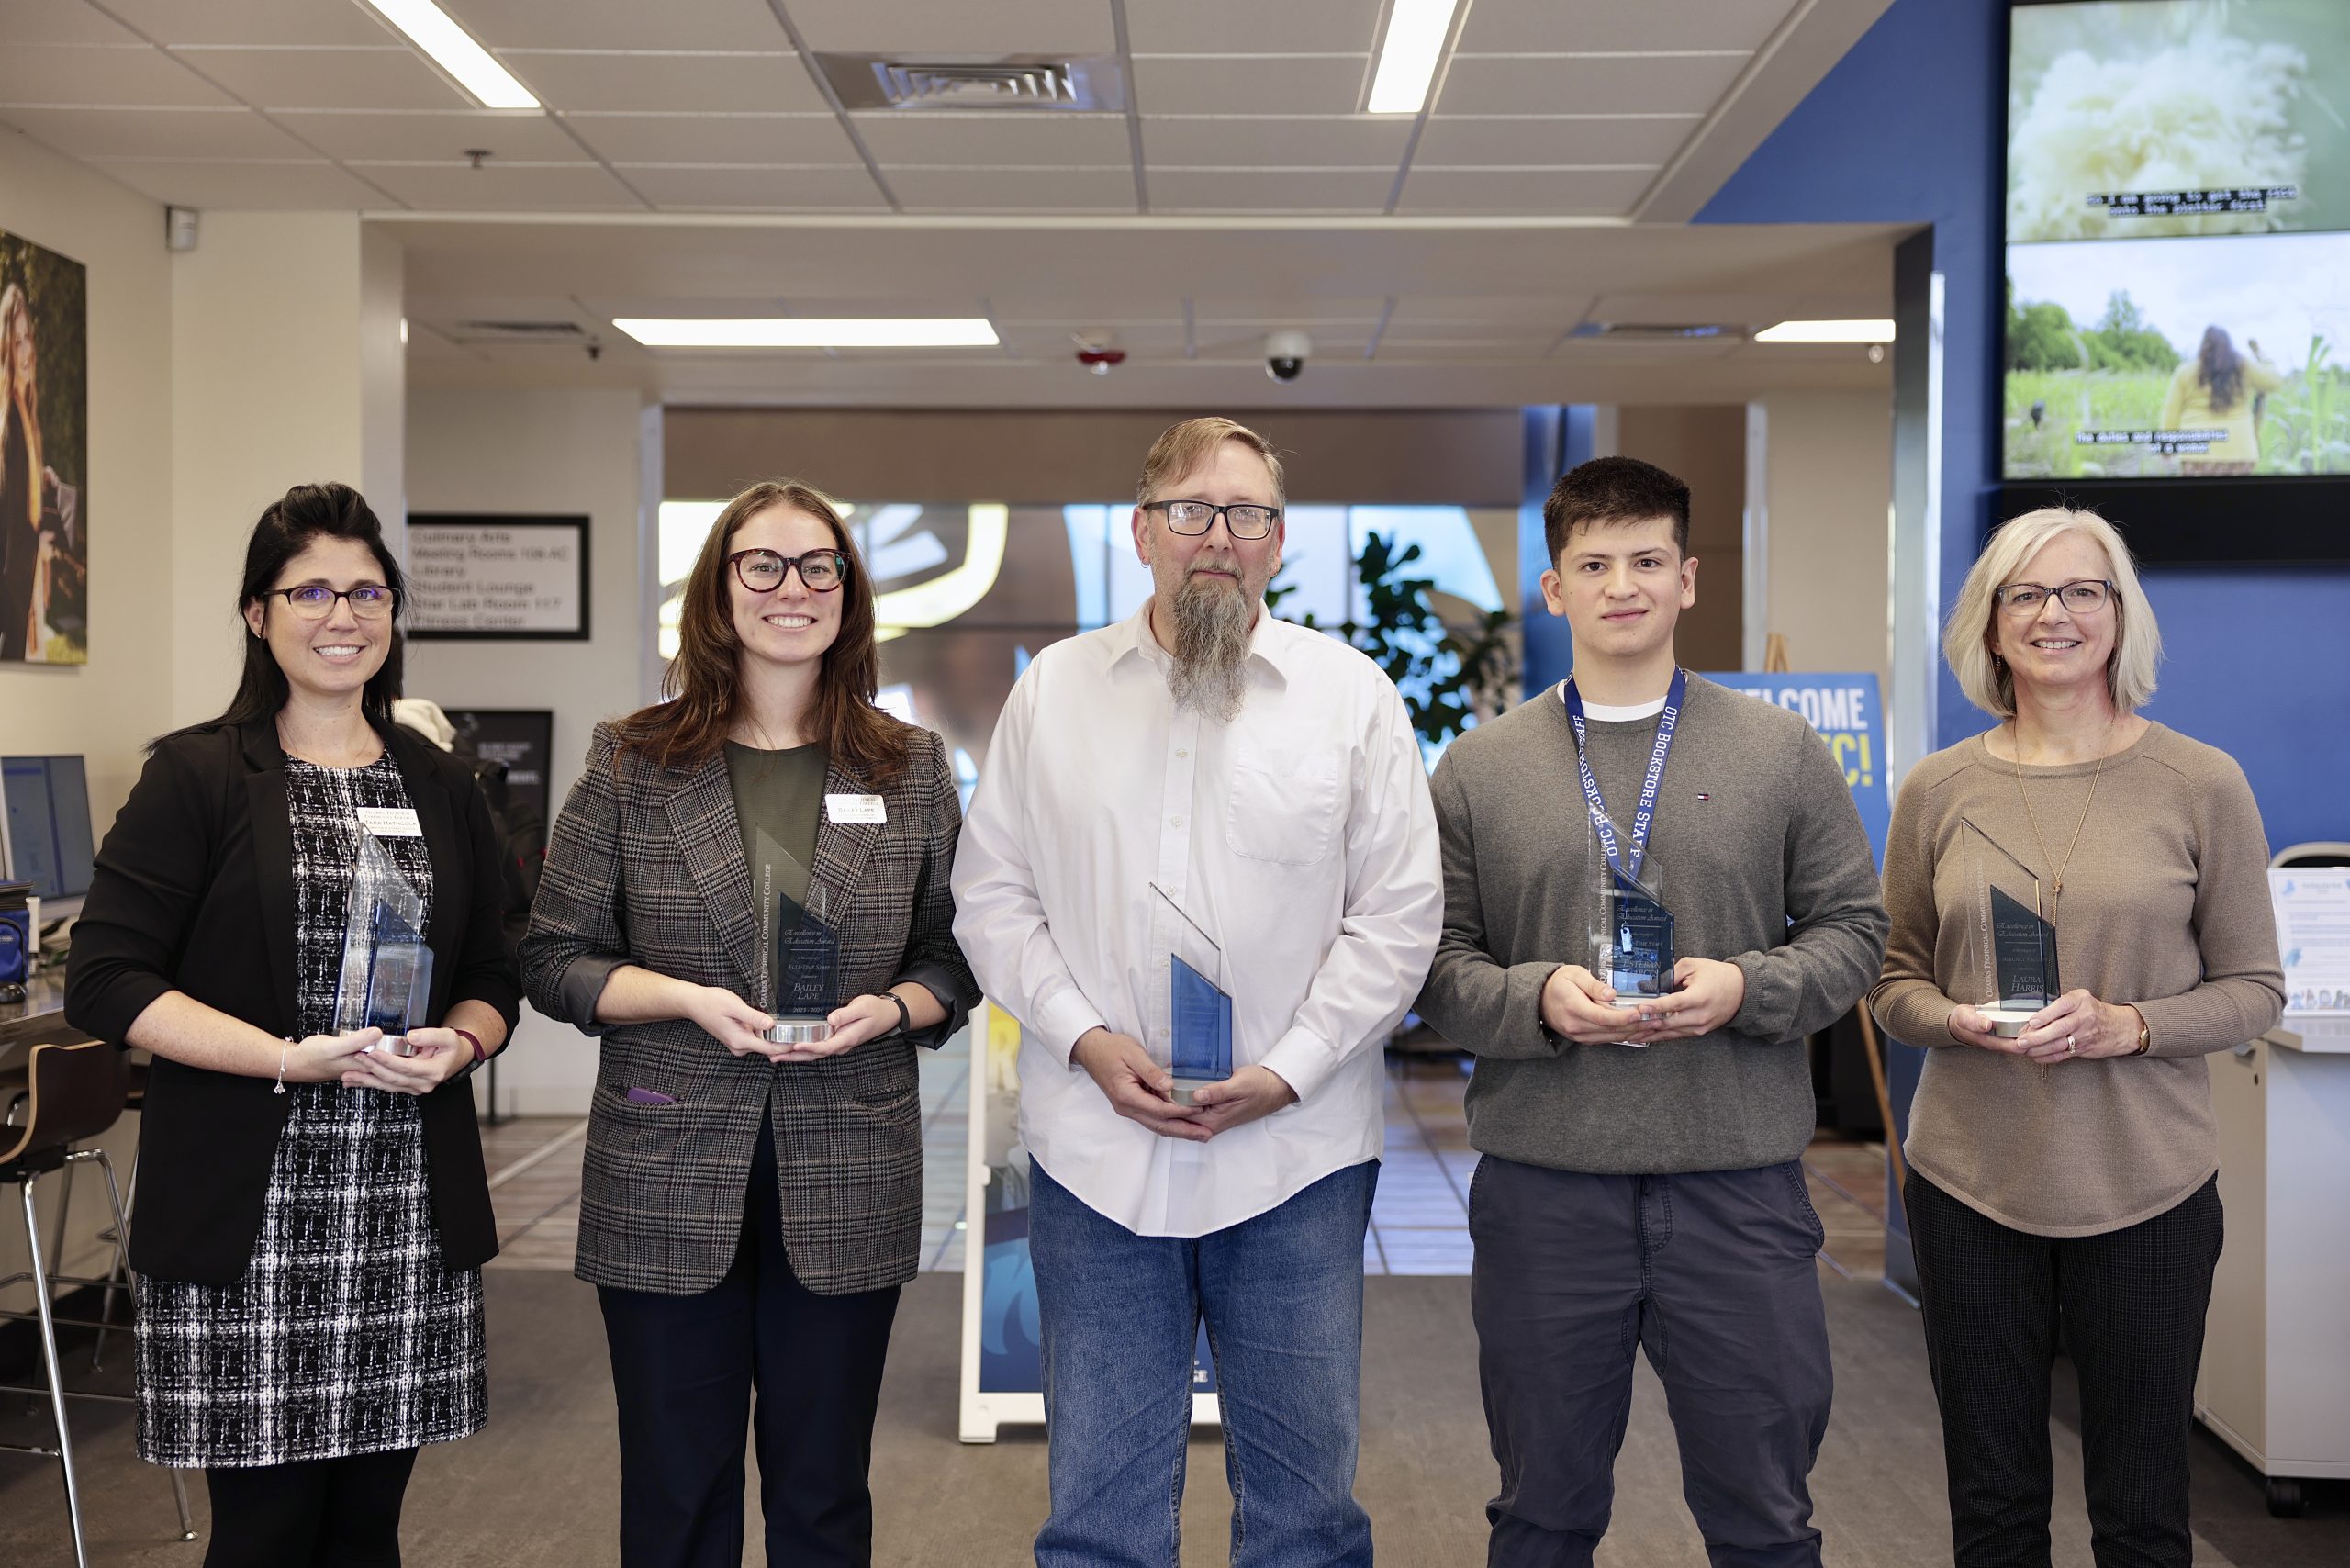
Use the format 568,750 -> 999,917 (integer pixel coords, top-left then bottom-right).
1165,574 -> 1254,724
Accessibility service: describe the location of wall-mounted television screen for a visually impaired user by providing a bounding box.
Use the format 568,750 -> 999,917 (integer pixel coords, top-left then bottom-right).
2004,1 -> 2350,486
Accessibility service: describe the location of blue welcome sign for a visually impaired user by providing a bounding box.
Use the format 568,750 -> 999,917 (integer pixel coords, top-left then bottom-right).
1702,672 -> 1891,868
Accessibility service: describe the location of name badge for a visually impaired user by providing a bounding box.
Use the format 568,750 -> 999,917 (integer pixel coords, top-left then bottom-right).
825,793 -> 886,824
356,806 -> 423,837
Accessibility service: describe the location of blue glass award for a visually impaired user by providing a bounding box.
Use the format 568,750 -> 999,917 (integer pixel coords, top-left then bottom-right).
335,829 -> 433,1052
1150,883 -> 1233,1105
755,830 -> 843,1047
1970,825 -> 2059,1037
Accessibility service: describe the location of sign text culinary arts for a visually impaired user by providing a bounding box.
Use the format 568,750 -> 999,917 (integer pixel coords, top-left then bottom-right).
405,516 -> 588,640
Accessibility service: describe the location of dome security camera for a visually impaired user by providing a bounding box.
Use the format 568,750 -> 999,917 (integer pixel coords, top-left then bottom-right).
1264,330 -> 1313,383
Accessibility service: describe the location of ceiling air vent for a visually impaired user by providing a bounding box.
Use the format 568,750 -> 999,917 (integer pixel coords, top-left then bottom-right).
453,319 -> 588,344
816,52 -> 1126,112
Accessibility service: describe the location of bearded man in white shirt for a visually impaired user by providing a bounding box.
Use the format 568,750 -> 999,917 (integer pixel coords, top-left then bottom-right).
953,416 -> 1441,1568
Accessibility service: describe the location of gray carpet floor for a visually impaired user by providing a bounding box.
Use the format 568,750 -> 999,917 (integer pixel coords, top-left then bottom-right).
4,1270 -> 2344,1565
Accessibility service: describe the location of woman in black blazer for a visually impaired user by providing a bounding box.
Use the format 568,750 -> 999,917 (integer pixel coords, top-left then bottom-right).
66,482 -> 519,1568
522,478 -> 978,1568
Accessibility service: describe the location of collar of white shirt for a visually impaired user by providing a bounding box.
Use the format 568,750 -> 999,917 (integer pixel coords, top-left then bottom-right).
1107,598 -> 1290,689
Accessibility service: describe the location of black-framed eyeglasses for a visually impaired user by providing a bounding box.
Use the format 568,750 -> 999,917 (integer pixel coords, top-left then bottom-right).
267,584 -> 398,621
1995,578 -> 2113,615
729,548 -> 849,593
1144,499 -> 1281,540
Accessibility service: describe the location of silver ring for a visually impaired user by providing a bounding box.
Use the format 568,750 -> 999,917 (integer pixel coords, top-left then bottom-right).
2065,1034 -> 2076,1055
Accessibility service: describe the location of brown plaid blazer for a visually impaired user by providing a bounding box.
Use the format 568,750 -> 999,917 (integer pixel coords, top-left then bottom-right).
520,719 -> 977,1296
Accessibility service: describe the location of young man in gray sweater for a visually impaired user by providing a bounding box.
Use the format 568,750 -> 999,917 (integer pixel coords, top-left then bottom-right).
1416,456 -> 1887,1568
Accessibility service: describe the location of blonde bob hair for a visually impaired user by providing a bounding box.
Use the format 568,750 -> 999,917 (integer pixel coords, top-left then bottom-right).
1944,506 -> 2161,718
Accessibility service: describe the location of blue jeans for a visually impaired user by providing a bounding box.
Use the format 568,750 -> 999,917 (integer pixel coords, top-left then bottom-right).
1028,1158 -> 1379,1568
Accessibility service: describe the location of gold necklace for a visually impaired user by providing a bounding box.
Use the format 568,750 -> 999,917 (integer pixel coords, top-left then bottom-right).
2009,719 -> 2112,897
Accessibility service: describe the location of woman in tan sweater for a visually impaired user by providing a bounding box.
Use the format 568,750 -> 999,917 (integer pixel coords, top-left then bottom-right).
1871,506 -> 2282,1568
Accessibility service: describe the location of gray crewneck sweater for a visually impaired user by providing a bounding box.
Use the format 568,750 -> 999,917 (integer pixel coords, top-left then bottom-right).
1416,676 -> 1889,1174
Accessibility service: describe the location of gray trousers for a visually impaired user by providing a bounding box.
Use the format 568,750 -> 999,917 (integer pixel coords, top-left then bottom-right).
1469,1154 -> 1833,1568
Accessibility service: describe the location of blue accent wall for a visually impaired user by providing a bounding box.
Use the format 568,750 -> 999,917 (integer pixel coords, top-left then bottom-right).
1696,0 -> 2348,850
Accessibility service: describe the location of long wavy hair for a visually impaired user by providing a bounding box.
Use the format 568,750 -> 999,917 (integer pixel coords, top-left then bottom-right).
615,479 -> 908,781
188,483 -> 407,740
2197,325 -> 2244,411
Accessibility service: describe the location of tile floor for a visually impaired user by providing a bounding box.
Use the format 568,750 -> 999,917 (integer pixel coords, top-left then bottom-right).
482,1033 -> 1895,1282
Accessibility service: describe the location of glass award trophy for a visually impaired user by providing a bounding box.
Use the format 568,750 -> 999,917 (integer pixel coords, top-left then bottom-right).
756,830 -> 843,1047
1968,824 -> 2059,1037
334,829 -> 433,1054
1148,883 -> 1234,1106
1591,835 -> 1674,1010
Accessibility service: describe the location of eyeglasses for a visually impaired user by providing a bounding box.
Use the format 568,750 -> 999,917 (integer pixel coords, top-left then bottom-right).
1145,499 -> 1281,540
730,547 -> 848,593
1995,578 -> 2113,615
269,584 -> 397,620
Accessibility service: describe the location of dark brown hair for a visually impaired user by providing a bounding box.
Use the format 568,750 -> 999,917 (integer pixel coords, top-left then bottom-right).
1542,455 -> 1692,563
2196,325 -> 2244,411
613,479 -> 909,782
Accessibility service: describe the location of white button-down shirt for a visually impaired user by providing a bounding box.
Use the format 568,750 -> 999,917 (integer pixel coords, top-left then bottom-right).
952,602 -> 1442,1237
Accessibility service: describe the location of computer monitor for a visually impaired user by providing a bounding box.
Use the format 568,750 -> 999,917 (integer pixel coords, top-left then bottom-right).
0,755 -> 95,923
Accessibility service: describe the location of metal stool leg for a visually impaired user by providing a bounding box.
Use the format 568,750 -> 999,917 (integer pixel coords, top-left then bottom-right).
83,1149 -> 131,1372
21,1171 -> 93,1568
48,1149 -> 74,1302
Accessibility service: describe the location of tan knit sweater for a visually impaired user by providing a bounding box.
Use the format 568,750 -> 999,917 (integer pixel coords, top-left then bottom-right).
1870,723 -> 2284,1237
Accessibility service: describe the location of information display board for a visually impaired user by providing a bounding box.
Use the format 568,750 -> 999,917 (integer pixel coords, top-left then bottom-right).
1702,672 -> 1891,868
406,515 -> 589,640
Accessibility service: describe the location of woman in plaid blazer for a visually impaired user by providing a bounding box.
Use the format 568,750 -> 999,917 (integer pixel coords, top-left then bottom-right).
521,479 -> 978,1568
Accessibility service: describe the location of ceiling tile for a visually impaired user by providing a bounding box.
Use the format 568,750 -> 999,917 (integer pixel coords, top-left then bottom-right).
350,160 -> 645,209
782,0 -> 1115,55
1372,334 -> 1552,361
1141,115 -> 1408,167
0,0 -> 143,48
88,157 -> 393,209
855,112 -> 1130,168
456,0 -> 791,51
1394,165 -> 1656,214
1192,325 -> 1370,358
1192,299 -> 1391,326
1458,0 -> 1795,55
1148,168 -> 1393,211
271,108 -> 584,162
890,166 -> 1137,211
1435,52 -> 1747,117
990,321 -> 1190,358
1126,0 -> 1383,54
1384,295 -> 1595,329
170,46 -> 475,111
562,112 -> 854,164
1415,114 -> 1695,167
0,44 -> 234,107
561,113 -> 855,165
1131,55 -> 1371,117
498,50 -> 828,113
101,0 -> 394,48
622,163 -> 886,209
0,104 -> 315,160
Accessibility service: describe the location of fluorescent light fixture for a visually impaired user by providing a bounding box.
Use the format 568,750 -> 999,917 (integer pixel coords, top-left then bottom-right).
1754,319 -> 1898,343
1367,0 -> 1462,115
612,318 -> 1002,349
358,0 -> 540,109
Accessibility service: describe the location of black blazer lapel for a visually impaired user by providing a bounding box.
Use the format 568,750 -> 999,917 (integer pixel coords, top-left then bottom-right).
237,723 -> 299,1037
663,753 -> 764,996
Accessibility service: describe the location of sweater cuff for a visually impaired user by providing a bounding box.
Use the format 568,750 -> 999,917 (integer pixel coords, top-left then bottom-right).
1726,951 -> 1784,1042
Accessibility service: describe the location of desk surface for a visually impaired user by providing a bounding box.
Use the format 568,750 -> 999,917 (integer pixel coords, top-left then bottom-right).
0,969 -> 93,1054
2266,1023 -> 2350,1056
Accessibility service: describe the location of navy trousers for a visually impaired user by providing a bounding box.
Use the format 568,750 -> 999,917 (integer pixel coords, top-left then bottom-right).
1469,1154 -> 1833,1568
598,1118 -> 902,1568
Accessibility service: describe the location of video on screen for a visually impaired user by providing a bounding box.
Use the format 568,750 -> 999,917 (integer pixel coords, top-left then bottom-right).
2005,1 -> 2350,480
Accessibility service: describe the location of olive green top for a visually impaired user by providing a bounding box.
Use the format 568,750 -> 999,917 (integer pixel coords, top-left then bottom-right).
723,741 -> 828,1009
1870,723 -> 2285,1237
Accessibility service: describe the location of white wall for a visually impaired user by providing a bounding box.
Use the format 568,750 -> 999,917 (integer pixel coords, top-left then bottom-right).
403,385 -> 652,1115
1758,389 -> 1895,689
0,131 -> 173,1283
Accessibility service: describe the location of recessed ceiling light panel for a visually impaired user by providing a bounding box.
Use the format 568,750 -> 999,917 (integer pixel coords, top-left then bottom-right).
358,0 -> 540,109
612,318 -> 1002,349
1754,319 -> 1898,343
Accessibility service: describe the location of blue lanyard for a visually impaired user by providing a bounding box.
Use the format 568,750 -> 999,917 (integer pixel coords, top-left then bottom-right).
1562,667 -> 1687,889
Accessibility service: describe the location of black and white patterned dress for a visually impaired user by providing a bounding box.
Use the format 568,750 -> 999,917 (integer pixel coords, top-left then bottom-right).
136,756 -> 487,1468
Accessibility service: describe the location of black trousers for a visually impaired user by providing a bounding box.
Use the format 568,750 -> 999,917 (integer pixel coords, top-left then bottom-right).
1907,1170 -> 2223,1568
1470,1155 -> 1834,1568
599,1117 -> 902,1568
200,1447 -> 420,1568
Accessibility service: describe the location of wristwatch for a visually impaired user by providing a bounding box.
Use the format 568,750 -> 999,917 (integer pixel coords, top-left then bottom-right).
885,991 -> 912,1039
